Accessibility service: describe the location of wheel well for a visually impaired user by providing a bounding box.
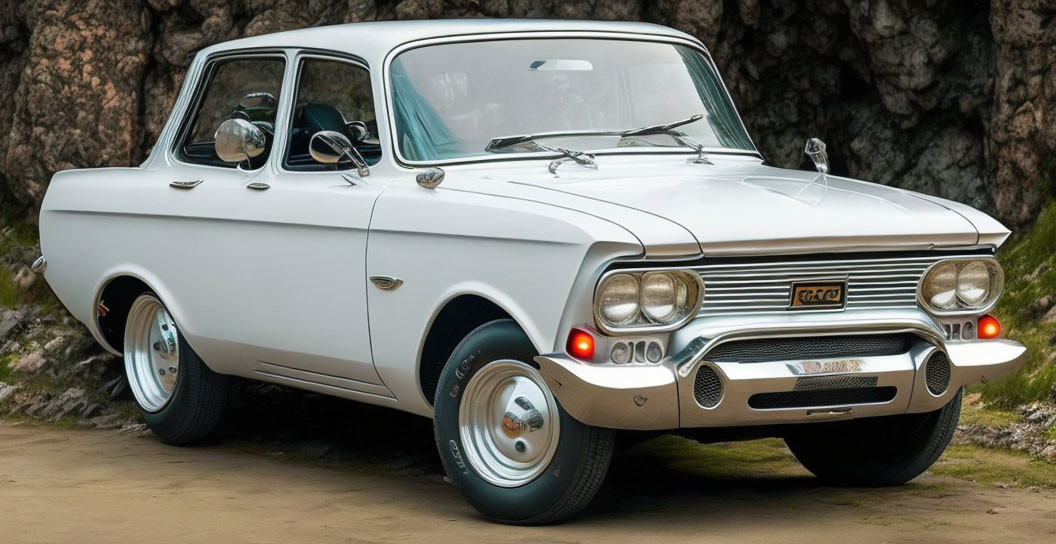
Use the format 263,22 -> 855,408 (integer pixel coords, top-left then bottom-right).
419,295 -> 513,406
97,276 -> 152,354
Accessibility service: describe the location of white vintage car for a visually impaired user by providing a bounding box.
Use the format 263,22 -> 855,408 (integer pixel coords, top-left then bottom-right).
36,19 -> 1026,524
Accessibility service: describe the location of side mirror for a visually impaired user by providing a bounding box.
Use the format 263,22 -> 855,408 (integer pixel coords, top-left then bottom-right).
346,121 -> 369,143
804,137 -> 829,174
215,118 -> 266,165
239,91 -> 278,109
309,130 -> 370,177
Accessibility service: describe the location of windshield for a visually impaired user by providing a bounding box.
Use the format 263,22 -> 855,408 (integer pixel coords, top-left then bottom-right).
389,38 -> 755,162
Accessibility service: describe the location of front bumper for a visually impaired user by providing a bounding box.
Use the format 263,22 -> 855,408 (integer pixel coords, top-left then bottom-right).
534,309 -> 1027,431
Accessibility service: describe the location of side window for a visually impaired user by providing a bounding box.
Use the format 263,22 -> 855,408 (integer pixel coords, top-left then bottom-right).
285,57 -> 380,170
177,57 -> 286,169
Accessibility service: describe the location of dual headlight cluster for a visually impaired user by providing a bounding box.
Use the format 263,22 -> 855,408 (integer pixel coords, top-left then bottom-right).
594,270 -> 703,332
919,258 -> 1003,315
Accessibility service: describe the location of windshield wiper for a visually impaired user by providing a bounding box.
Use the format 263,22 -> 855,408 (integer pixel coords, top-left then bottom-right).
620,113 -> 704,137
486,133 -> 599,174
620,113 -> 713,165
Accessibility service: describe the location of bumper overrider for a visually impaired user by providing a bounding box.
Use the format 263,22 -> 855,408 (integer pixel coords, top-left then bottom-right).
534,308 -> 1026,431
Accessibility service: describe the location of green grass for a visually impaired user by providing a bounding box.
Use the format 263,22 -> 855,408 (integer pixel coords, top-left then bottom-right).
959,401 -> 1022,427
0,196 -> 63,313
0,352 -> 14,383
980,200 -> 1056,407
932,444 -> 1056,488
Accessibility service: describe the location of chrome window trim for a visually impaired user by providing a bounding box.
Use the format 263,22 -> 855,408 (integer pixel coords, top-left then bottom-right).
276,51 -> 380,175
167,49 -> 291,174
592,266 -> 706,335
915,256 -> 1004,317
380,31 -> 761,169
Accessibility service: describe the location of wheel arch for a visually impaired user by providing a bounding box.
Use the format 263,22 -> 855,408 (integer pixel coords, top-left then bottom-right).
92,266 -> 190,356
417,292 -> 543,407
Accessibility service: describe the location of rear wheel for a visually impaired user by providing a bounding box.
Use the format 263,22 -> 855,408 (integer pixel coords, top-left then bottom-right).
433,319 -> 614,524
124,293 -> 228,445
784,389 -> 962,486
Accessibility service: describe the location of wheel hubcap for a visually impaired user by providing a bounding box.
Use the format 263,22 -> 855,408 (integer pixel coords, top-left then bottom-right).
124,295 -> 180,412
458,360 -> 560,488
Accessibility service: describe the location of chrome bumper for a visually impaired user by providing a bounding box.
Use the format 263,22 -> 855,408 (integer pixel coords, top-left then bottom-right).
534,309 -> 1027,431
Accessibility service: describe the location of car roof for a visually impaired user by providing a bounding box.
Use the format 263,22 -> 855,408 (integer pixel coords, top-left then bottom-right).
197,19 -> 703,63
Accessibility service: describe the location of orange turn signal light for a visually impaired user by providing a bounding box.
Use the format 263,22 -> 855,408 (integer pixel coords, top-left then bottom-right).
567,328 -> 595,361
978,314 -> 1001,340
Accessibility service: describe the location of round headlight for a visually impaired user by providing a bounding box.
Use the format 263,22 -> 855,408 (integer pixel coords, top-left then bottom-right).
597,273 -> 639,325
920,259 -> 1003,314
641,272 -> 689,323
923,262 -> 958,310
957,261 -> 991,305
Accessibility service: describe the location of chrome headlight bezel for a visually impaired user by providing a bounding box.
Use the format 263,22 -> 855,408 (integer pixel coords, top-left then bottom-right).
917,257 -> 1003,316
593,268 -> 704,334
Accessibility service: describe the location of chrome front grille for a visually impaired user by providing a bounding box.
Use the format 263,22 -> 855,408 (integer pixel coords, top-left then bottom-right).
693,254 -> 956,315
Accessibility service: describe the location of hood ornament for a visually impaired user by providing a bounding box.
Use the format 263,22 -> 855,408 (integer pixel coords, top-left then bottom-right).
804,138 -> 829,174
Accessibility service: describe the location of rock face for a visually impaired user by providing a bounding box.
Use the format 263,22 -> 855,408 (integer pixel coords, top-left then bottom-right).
0,1 -> 1052,225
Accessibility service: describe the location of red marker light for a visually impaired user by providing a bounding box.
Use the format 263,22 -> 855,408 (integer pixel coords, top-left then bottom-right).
978,314 -> 1001,340
567,328 -> 595,361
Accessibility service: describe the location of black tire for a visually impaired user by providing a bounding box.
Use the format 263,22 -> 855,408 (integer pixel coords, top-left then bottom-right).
784,389 -> 962,486
433,319 -> 614,525
124,293 -> 229,445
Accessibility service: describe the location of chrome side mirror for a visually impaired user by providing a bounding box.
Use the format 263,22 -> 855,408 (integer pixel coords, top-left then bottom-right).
804,137 -> 829,174
239,91 -> 278,109
309,130 -> 370,177
416,167 -> 445,189
215,118 -> 266,165
346,121 -> 369,143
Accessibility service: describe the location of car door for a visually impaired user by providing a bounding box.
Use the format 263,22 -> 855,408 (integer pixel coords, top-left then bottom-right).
164,52 -> 389,395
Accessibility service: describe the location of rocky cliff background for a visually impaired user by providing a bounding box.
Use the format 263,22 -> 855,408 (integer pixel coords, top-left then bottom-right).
0,0 -> 1054,224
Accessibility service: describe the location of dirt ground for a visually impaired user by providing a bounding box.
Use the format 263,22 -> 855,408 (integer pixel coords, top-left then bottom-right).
1,422 -> 1054,543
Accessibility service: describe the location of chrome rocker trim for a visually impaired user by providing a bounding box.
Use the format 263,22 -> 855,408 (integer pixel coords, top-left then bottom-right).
534,310 -> 1027,431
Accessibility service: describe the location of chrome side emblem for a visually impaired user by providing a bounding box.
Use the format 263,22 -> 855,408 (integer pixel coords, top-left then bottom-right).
369,275 -> 403,291
246,182 -> 270,191
169,179 -> 203,189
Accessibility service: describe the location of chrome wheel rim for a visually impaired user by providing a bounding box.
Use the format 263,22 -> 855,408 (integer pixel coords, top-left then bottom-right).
124,295 -> 180,412
458,359 -> 560,488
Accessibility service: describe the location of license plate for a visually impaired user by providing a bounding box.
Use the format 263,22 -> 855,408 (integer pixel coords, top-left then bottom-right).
789,281 -> 846,309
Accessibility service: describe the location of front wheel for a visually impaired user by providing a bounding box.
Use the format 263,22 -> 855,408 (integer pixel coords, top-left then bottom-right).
784,389 -> 962,486
123,293 -> 228,445
433,320 -> 614,525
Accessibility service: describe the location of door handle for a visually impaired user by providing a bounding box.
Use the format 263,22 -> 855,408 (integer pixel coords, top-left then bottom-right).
246,182 -> 270,191
169,179 -> 203,189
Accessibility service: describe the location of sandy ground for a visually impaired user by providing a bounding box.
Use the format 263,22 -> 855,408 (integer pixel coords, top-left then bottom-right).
0,423 -> 1054,544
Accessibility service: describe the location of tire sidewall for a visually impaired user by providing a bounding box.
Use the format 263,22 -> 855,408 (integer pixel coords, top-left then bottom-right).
433,320 -> 590,523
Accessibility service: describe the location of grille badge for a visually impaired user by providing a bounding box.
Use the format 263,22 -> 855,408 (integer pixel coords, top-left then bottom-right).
789,280 -> 847,310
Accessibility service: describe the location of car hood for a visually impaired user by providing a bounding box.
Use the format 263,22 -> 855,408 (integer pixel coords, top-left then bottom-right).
498,158 -> 987,256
